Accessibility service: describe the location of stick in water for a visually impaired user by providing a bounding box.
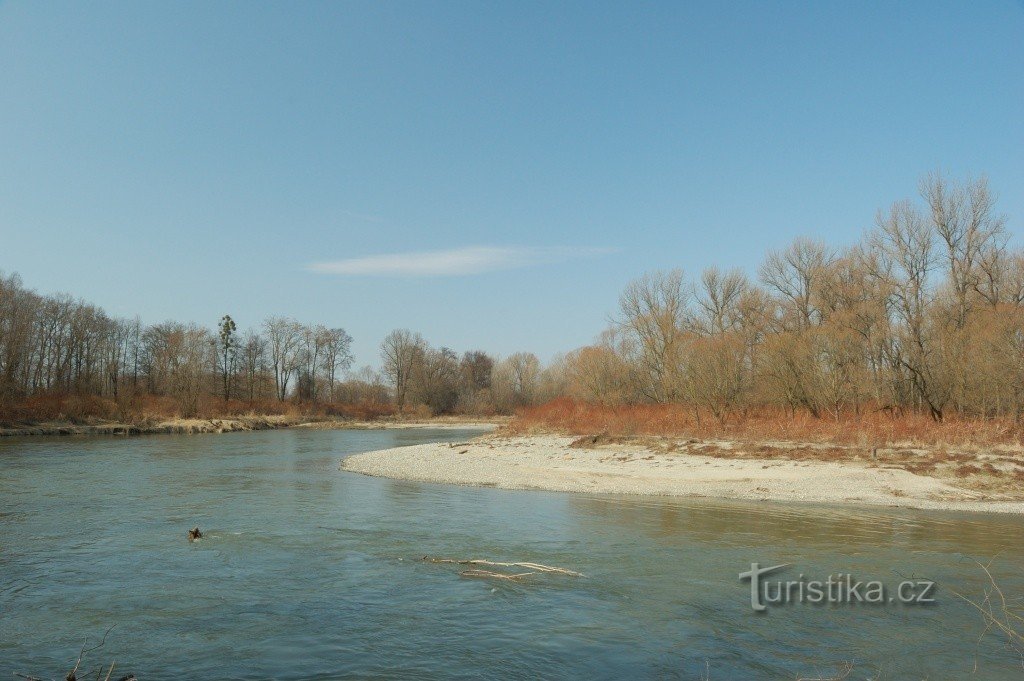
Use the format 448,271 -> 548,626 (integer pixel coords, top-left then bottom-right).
421,556 -> 584,577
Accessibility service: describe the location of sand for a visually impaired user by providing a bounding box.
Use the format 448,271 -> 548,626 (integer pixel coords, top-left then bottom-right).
0,416 -> 503,438
342,432 -> 1024,514
0,415 -> 303,437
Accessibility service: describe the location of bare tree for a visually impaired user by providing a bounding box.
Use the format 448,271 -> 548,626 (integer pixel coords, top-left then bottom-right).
922,173 -> 1007,327
170,324 -> 213,416
565,332 -> 632,404
616,270 -> 689,402
321,327 -> 354,402
411,345 -> 461,414
380,329 -> 424,413
264,317 -> 302,401
871,199 -> 947,420
238,329 -> 267,402
686,333 -> 748,424
493,352 -> 542,411
694,267 -> 749,335
759,237 -> 833,331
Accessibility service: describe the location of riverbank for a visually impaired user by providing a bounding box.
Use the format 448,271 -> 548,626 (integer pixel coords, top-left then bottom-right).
0,415 -> 503,437
342,432 -> 1024,514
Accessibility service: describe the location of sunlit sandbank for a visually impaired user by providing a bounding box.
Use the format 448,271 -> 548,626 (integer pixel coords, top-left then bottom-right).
343,432 -> 1024,514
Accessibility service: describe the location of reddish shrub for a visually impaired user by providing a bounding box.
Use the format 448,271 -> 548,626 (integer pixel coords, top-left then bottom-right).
510,398 -> 1024,447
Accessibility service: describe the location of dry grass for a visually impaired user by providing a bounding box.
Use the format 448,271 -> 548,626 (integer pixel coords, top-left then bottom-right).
511,398 -> 1024,449
0,390 -> 396,427
513,399 -> 1024,497
0,391 -> 118,424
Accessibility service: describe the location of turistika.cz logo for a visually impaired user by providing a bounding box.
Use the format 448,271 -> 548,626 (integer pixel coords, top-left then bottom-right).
739,563 -> 936,612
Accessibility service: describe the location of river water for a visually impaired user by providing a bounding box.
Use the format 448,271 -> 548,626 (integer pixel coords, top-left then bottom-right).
1,427 -> 1023,679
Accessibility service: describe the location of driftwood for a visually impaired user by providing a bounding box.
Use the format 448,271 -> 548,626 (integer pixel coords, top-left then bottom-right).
15,625 -> 136,681
459,569 -> 536,580
421,556 -> 584,577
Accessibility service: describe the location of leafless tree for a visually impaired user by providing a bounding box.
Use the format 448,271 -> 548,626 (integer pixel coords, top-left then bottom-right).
411,345 -> 461,414
321,327 -> 354,402
238,329 -> 268,402
921,172 -> 1007,327
760,237 -> 833,331
380,329 -> 424,413
616,269 -> 689,402
264,317 -> 303,401
694,267 -> 749,335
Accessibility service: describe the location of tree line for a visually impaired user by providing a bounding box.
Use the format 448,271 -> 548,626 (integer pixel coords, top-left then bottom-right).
377,329 -> 561,416
0,273 -> 559,420
557,173 -> 1023,424
0,281 -> 368,418
3,172 -> 1019,426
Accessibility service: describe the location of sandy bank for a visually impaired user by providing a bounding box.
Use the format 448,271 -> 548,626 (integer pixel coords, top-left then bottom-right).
293,418 -> 502,431
0,415 -> 307,437
341,433 -> 1024,514
0,416 -> 501,438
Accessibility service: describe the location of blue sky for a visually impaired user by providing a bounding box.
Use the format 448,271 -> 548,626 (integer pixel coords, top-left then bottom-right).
1,1 -> 1022,368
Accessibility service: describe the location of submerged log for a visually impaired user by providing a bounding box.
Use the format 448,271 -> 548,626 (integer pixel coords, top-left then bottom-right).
421,556 -> 584,577
460,569 -> 535,580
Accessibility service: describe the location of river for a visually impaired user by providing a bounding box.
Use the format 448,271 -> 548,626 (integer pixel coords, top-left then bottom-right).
1,427 -> 1022,679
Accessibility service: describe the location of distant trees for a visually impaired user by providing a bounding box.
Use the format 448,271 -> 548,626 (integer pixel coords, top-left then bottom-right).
379,330 -> 528,415
0,269 -> 526,419
4,171 -> 1017,426
296,325 -> 353,401
169,324 -> 213,417
0,277 -> 361,419
454,351 -> 491,412
493,352 -> 542,410
333,365 -> 389,406
411,346 -> 461,414
557,172 -> 1021,425
259,318 -> 356,404
133,321 -> 214,416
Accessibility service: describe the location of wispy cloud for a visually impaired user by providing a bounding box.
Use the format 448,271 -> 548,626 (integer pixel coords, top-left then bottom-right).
337,209 -> 384,224
308,246 -> 611,277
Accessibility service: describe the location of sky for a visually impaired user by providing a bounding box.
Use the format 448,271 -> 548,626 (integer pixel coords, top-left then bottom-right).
1,1 -> 1022,369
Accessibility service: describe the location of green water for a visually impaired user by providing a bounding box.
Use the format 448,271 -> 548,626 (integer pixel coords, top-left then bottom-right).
1,428 -> 1023,679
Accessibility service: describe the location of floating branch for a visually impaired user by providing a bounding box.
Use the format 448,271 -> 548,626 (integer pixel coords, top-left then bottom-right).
460,569 -> 536,580
67,624 -> 116,681
421,556 -> 584,577
14,625 -> 135,681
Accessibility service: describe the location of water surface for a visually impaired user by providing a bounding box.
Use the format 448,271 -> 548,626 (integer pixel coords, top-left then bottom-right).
2,428 -> 1023,679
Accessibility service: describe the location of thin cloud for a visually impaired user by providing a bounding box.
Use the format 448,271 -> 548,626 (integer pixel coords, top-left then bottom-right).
308,246 -> 612,277
337,209 -> 384,224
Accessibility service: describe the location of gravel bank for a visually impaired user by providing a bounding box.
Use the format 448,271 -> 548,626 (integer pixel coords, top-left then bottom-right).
342,433 -> 1024,514
0,417 -> 501,438
0,415 -> 303,437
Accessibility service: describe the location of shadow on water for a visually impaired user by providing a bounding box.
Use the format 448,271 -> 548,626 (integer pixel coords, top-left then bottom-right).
568,493 -> 1024,556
